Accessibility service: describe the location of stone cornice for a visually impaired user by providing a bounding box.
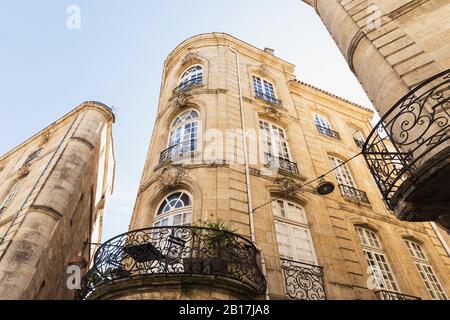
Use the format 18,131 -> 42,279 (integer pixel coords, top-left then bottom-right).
164,33 -> 295,76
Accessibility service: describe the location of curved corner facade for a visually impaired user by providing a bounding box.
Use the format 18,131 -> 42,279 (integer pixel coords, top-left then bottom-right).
0,102 -> 115,299
84,33 -> 450,301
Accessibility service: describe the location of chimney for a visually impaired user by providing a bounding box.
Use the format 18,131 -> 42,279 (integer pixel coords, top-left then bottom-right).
264,47 -> 275,55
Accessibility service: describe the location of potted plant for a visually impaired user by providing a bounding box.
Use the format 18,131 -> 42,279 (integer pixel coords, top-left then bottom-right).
203,220 -> 236,276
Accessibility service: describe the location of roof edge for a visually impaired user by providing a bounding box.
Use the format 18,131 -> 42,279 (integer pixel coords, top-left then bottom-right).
0,101 -> 115,162
291,80 -> 374,114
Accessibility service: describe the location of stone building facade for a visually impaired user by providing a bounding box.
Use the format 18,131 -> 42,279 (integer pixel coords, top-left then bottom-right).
80,33 -> 449,300
0,101 -> 115,299
300,0 -> 450,232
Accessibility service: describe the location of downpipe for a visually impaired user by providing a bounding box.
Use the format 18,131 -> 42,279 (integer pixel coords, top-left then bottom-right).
228,45 -> 269,300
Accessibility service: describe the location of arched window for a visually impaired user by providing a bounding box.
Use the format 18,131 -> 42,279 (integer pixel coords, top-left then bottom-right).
356,226 -> 399,293
162,110 -> 199,162
272,198 -> 317,265
404,239 -> 448,300
154,191 -> 192,227
177,65 -> 203,91
260,120 -> 297,173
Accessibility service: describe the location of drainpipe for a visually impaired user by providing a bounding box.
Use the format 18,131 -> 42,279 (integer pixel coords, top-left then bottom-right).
228,45 -> 255,244
431,222 -> 450,256
228,45 -> 270,300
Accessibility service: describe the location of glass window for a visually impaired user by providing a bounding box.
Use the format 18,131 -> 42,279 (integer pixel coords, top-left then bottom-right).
356,226 -> 399,292
168,109 -> 199,152
253,76 -> 276,99
154,191 -> 192,227
179,65 -> 203,87
259,120 -> 291,160
329,156 -> 357,188
24,149 -> 43,165
273,199 -> 316,264
314,114 -> 331,129
404,239 -> 448,300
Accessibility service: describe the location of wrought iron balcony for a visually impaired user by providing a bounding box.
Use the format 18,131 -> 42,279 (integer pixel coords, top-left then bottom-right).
255,91 -> 282,107
338,184 -> 370,204
173,77 -> 203,94
159,139 -> 197,163
354,138 -> 365,149
280,259 -> 326,300
76,226 -> 267,300
362,68 -> 450,210
264,153 -> 299,175
316,125 -> 340,139
375,290 -> 421,300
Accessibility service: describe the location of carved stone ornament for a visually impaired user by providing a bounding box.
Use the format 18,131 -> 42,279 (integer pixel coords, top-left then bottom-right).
181,50 -> 199,66
264,106 -> 281,120
17,163 -> 31,178
157,164 -> 188,188
258,64 -> 270,77
0,161 -> 5,172
171,93 -> 192,109
39,131 -> 51,147
275,177 -> 299,194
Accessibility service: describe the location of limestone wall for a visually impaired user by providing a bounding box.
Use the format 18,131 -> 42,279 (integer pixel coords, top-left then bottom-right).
0,103 -> 115,299
129,34 -> 450,300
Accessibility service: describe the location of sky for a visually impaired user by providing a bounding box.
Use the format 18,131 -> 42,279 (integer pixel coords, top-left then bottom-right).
0,0 -> 374,241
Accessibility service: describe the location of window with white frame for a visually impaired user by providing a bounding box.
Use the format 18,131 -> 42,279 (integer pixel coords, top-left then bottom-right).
167,109 -> 199,154
352,128 -> 365,148
178,65 -> 203,89
314,114 -> 331,130
273,199 -> 317,265
259,120 -> 291,160
253,76 -> 278,104
329,156 -> 357,188
154,191 -> 192,227
404,239 -> 448,300
0,179 -> 24,217
356,226 -> 399,292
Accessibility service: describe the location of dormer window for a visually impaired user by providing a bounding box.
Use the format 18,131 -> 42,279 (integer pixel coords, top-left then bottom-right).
253,76 -> 281,106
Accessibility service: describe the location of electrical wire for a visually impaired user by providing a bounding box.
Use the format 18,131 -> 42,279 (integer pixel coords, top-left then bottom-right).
252,151 -> 363,213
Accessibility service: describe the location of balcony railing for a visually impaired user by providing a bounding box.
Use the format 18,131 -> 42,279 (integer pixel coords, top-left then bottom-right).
255,91 -> 282,107
316,125 -> 340,139
173,77 -> 203,94
76,226 -> 267,300
362,68 -> 450,209
264,153 -> 299,175
159,139 -> 197,163
338,184 -> 370,204
375,290 -> 421,300
280,259 -> 326,300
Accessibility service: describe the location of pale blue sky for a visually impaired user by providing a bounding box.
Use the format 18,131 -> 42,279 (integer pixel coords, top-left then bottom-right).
0,1 -> 373,240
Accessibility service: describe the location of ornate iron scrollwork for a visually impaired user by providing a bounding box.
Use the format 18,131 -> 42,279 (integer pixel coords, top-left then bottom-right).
264,153 -> 299,175
363,69 -> 450,209
375,290 -> 421,300
338,184 -> 370,204
76,226 -> 267,300
280,259 -> 326,300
